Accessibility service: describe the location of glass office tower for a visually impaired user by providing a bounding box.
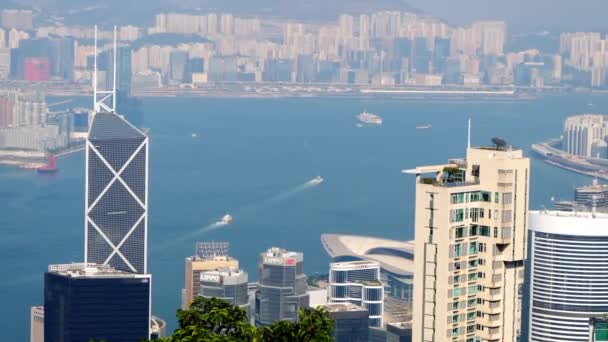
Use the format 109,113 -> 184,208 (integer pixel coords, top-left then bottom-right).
255,247 -> 309,326
85,111 -> 149,274
44,263 -> 151,342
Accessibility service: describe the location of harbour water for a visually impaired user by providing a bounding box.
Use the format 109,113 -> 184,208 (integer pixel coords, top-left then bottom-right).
1,94 -> 607,339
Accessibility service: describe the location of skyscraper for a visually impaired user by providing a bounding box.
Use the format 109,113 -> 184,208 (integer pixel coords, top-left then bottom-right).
528,210 -> 608,342
199,268 -> 250,313
409,143 -> 530,342
328,260 -> 384,327
85,110 -> 149,274
44,263 -> 151,342
182,241 -> 239,309
255,247 -> 310,326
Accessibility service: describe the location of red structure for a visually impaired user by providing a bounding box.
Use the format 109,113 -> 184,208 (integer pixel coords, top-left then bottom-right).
24,58 -> 50,81
37,154 -> 58,173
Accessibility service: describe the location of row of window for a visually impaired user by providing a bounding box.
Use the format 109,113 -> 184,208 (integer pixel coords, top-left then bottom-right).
450,272 -> 486,285
450,191 -> 493,204
450,258 -> 486,272
449,207 -> 513,224
453,242 -> 488,257
453,225 -> 495,239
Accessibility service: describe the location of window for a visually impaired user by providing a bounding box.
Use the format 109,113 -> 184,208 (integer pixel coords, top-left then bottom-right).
453,328 -> 460,336
479,243 -> 487,253
468,273 -> 478,281
453,301 -> 460,310
469,259 -> 478,268
451,209 -> 465,223
454,262 -> 462,271
470,192 -> 480,202
467,324 -> 476,333
494,192 -> 499,203
468,298 -> 476,307
469,242 -> 478,255
451,193 -> 466,204
468,285 -> 478,295
453,287 -> 461,297
454,275 -> 462,283
502,192 -> 512,205
502,210 -> 512,223
453,315 -> 460,323
472,165 -> 480,177
455,226 -> 466,239
481,191 -> 491,202
480,226 -> 491,237
493,227 -> 498,238
469,225 -> 478,236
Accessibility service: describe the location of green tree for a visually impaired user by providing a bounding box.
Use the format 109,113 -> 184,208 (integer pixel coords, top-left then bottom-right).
153,297 -> 334,342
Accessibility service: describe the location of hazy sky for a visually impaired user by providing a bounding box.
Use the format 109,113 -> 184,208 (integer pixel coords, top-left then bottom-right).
407,0 -> 608,32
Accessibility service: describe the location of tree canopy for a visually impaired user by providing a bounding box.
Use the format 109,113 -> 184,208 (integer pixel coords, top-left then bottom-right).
153,297 -> 334,342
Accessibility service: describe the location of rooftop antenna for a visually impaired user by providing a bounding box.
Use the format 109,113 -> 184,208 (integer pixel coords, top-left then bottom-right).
467,117 -> 471,149
93,25 -> 117,114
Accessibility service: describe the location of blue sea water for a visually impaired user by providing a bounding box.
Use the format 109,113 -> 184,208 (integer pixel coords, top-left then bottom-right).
1,94 -> 607,339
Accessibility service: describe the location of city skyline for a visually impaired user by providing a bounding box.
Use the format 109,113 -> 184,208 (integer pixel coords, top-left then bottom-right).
2,1 -> 608,341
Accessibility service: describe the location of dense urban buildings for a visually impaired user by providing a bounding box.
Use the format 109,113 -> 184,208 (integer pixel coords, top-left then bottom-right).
323,303 -> 370,342
182,241 -> 239,309
255,247 -> 310,326
328,260 -> 385,327
85,110 -> 149,274
44,263 -> 151,342
409,144 -> 530,342
1,6 -> 608,90
528,210 -> 608,342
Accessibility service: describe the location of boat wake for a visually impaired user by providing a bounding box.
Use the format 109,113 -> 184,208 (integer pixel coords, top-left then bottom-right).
153,177 -> 324,252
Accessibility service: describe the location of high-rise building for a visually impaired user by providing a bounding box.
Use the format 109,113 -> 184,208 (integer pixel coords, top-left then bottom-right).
324,303 -> 370,342
255,247 -> 310,326
328,260 -> 384,327
1,9 -> 33,30
410,143 -> 530,342
30,306 -> 44,342
85,110 -> 149,274
528,210 -> 608,342
562,114 -> 608,158
182,241 -> 239,309
44,263 -> 151,342
199,268 -> 250,313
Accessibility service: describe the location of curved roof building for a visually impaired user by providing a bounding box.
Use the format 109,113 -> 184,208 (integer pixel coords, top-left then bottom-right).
320,234 -> 414,277
529,210 -> 608,342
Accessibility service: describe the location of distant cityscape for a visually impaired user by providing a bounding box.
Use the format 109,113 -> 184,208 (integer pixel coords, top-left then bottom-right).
0,8 -> 607,96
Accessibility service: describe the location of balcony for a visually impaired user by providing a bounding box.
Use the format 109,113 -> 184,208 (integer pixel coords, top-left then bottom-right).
479,327 -> 501,341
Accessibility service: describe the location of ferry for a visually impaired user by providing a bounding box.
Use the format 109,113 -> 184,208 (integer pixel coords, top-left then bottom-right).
220,214 -> 233,225
310,176 -> 324,185
357,111 -> 382,125
416,124 -> 432,130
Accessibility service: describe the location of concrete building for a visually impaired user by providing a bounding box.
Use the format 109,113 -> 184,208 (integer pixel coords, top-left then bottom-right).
255,247 -> 309,326
182,241 -> 239,309
528,210 -> 608,342
328,260 -> 384,327
408,143 -> 530,342
199,268 -> 249,312
562,115 -> 608,158
324,303 -> 370,342
44,263 -> 151,342
30,306 -> 44,342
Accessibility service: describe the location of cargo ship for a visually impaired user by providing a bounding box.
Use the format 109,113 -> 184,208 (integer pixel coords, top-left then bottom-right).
357,111 -> 382,125
37,155 -> 57,173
